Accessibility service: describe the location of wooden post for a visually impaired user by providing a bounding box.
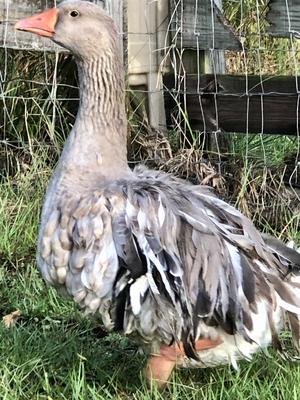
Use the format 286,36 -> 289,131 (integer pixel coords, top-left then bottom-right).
204,0 -> 226,74
127,0 -> 169,129
203,0 -> 228,158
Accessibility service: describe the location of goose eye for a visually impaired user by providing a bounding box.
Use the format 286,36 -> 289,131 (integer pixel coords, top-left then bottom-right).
70,10 -> 80,18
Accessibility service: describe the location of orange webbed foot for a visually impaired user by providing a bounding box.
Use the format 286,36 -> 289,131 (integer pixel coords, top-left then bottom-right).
145,337 -> 222,388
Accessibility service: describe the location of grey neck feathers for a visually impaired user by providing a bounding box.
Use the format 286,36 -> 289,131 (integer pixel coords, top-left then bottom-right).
60,43 -> 129,183
76,49 -> 126,131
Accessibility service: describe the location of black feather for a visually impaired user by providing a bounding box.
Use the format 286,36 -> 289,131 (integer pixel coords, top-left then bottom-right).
195,279 -> 213,316
240,254 -> 256,303
181,328 -> 198,360
112,264 -> 130,331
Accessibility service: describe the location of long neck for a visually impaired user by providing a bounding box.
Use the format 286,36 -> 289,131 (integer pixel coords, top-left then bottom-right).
58,44 -> 129,189
77,49 -> 126,132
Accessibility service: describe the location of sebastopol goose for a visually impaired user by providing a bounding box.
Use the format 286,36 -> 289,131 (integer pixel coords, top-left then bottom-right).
16,0 -> 300,387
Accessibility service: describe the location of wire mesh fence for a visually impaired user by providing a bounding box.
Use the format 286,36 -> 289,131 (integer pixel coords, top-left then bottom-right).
0,0 -> 299,238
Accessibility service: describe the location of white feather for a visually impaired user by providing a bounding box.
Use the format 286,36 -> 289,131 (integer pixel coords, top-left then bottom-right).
157,199 -> 165,227
130,275 -> 149,315
125,200 -> 136,219
276,293 -> 300,315
138,234 -> 176,305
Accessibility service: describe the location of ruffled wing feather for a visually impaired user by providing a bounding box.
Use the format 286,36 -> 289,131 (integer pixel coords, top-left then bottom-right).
38,167 -> 300,358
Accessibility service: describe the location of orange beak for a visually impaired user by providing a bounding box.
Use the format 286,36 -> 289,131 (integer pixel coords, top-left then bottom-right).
15,8 -> 58,38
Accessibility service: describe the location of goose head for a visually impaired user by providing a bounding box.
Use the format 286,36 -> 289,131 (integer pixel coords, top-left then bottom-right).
15,1 -> 118,60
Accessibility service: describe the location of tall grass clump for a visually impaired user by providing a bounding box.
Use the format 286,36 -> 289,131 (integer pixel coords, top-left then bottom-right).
0,49 -> 78,270
0,49 -> 78,175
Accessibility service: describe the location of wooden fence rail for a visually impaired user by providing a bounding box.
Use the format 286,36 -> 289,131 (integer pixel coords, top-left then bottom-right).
164,74 -> 300,135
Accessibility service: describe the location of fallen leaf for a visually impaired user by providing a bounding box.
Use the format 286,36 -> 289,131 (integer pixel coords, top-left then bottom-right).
2,310 -> 21,328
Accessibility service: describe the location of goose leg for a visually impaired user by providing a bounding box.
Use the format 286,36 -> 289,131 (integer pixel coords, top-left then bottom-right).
145,337 -> 222,388
145,353 -> 176,388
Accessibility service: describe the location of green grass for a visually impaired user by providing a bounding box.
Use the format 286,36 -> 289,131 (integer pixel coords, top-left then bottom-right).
229,134 -> 299,166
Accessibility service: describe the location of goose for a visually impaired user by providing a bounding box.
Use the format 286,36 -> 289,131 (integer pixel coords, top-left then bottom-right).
16,1 -> 300,387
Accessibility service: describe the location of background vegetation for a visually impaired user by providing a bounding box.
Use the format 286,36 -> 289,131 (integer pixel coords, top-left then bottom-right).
0,0 -> 299,398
